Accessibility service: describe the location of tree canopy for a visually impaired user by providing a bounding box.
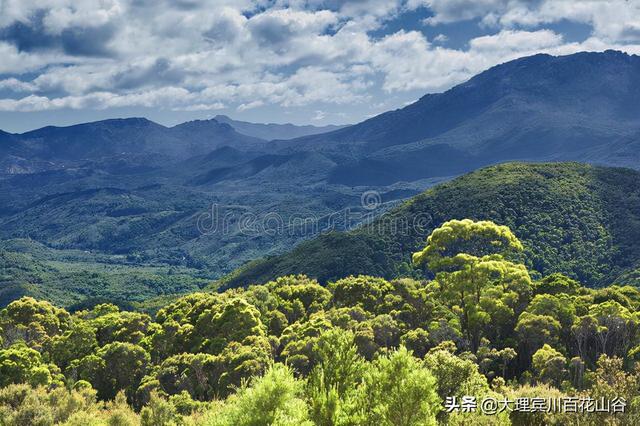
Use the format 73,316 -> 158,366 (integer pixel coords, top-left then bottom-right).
1,219 -> 640,425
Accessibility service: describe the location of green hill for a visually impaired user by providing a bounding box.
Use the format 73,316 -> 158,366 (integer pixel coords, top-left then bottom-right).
221,162 -> 640,289
0,240 -> 211,308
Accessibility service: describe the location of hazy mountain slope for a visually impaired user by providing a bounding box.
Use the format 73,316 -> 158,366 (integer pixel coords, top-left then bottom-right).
170,119 -> 265,151
214,115 -> 347,140
275,51 -> 640,185
221,163 -> 640,289
0,117 -> 267,176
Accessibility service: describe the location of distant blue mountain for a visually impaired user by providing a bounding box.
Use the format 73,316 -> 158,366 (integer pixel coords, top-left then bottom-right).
274,50 -> 640,185
0,117 -> 265,174
213,115 -> 348,140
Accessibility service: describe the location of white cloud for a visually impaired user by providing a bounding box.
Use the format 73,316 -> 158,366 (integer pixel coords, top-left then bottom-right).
421,0 -> 508,25
237,100 -> 265,111
0,78 -> 36,92
1,0 -> 640,117
469,29 -> 563,52
312,110 -> 326,120
433,34 -> 448,43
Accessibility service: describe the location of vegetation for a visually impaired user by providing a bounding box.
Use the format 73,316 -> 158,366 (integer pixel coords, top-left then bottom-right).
0,241 -> 211,309
224,162 -> 640,289
1,219 -> 639,424
6,162 -> 640,311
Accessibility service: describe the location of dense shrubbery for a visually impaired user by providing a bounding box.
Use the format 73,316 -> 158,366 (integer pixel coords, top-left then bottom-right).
1,219 -> 640,424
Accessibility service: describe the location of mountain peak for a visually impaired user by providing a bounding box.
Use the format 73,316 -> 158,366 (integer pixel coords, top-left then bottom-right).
213,115 -> 348,140
172,118 -> 236,133
463,49 -> 639,90
19,117 -> 162,137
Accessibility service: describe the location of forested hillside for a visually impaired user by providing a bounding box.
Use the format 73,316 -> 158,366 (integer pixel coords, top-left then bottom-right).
3,52 -> 640,308
1,219 -> 639,425
224,162 -> 640,289
0,241 -> 210,308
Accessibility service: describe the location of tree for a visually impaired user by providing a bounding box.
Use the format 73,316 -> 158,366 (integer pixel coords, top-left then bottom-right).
89,309 -> 154,346
192,298 -> 266,355
515,312 -> 562,365
413,220 -> 531,351
477,341 -> 516,380
0,383 -> 104,426
582,355 -> 640,425
0,342 -> 60,387
329,276 -> 395,314
266,275 -> 331,323
412,219 -> 523,273
307,328 -> 365,425
423,342 -> 490,402
0,297 -> 70,349
400,328 -> 431,359
279,312 -> 332,374
526,294 -> 576,345
47,321 -> 98,371
211,364 -> 312,426
532,273 -> 580,296
355,347 -> 440,426
72,342 -> 150,401
140,392 -> 180,426
532,344 -> 567,387
153,352 -> 220,401
589,300 -> 637,358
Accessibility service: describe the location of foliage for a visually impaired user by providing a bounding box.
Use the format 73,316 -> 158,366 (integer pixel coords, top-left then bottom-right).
224,163 -> 640,289
1,218 -> 640,424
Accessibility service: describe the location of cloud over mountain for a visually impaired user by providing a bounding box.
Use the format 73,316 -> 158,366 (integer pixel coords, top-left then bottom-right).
1,0 -> 640,130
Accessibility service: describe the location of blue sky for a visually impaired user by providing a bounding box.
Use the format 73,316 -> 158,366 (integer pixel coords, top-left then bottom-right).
1,0 -> 640,133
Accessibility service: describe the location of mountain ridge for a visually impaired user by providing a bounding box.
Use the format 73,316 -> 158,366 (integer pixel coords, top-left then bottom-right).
213,114 -> 348,140
272,50 -> 640,185
220,162 -> 640,289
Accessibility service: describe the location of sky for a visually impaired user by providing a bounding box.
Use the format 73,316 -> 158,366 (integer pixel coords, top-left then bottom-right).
1,0 -> 640,133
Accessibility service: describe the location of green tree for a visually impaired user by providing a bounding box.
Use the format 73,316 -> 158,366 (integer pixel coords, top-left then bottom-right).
211,363 -> 312,426
414,220 -> 531,351
307,328 -> 365,425
279,312 -> 332,374
72,342 -> 149,401
532,273 -> 580,296
47,321 -> 98,371
0,297 -> 70,349
515,312 -> 562,364
355,347 -> 439,426
192,298 -> 266,355
532,344 -> 567,387
423,342 -> 490,401
266,275 -> 331,323
0,342 -> 59,387
329,275 -> 396,314
412,219 -> 523,273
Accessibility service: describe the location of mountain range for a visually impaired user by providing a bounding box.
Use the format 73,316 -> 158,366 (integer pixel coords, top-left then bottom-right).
272,50 -> 640,185
212,115 -> 348,140
2,49 -> 640,306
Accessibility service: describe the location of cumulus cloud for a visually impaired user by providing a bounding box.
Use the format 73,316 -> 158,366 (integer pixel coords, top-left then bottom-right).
0,0 -> 639,117
422,0 -> 508,25
0,78 -> 36,92
469,29 -> 563,52
423,0 -> 640,43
